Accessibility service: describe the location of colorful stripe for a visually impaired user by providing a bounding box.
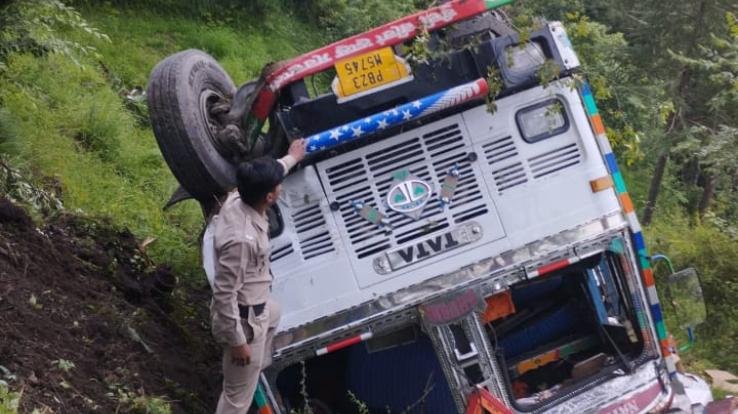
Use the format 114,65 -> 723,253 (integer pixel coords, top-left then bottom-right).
591,114 -> 606,135
528,257 -> 578,278
579,82 -> 675,374
612,172 -> 627,195
642,268 -> 655,286
316,331 -> 373,356
604,153 -> 620,174
253,384 -> 273,414
619,193 -> 635,213
306,78 -> 488,154
596,134 -> 613,154
625,211 -> 642,233
646,286 -> 660,305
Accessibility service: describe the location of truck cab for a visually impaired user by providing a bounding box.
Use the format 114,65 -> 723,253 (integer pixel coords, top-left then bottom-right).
147,1 -> 710,412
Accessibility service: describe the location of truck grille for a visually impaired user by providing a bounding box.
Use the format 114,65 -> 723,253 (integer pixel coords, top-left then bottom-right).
482,135 -> 581,194
528,143 -> 581,179
291,204 -> 335,260
321,122 -> 489,260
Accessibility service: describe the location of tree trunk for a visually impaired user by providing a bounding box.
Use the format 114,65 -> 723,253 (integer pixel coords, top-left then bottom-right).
642,152 -> 669,226
697,174 -> 716,219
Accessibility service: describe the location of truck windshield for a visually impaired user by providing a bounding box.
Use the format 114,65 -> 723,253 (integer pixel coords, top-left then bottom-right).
488,249 -> 647,408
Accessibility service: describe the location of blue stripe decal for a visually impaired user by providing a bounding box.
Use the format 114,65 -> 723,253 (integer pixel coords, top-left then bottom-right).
650,304 -> 664,323
633,232 -> 646,252
581,82 -> 593,98
604,153 -> 620,174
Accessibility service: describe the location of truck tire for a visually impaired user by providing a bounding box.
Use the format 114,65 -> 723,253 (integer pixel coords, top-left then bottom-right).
147,49 -> 237,201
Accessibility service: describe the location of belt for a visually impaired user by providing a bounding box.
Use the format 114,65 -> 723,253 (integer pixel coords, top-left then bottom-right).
238,303 -> 265,318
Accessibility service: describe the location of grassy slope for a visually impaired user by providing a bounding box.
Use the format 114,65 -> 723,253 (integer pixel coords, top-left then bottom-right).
0,4 -> 324,280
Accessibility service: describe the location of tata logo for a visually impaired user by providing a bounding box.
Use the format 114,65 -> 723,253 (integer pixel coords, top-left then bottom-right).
386,169 -> 433,219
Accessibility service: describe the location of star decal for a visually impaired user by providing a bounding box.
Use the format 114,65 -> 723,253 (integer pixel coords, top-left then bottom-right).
377,118 -> 389,129
329,128 -> 341,141
364,117 -> 373,124
412,100 -> 422,109
351,125 -> 364,137
402,110 -> 412,120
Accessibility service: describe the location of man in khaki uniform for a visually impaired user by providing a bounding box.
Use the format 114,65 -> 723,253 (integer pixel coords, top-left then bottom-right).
211,139 -> 305,414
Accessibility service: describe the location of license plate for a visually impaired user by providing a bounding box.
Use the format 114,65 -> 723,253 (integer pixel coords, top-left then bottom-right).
376,222 -> 483,273
334,47 -> 408,97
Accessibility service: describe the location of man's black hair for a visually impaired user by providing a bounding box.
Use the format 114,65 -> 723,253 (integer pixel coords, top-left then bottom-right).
236,157 -> 284,206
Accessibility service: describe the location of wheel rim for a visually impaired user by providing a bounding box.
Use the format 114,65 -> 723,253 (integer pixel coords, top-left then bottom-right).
199,89 -> 232,158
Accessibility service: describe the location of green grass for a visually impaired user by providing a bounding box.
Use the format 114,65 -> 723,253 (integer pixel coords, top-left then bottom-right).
77,5 -> 324,86
0,3 -> 325,281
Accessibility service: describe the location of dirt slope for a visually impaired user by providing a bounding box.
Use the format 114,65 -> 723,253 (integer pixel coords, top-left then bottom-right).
0,198 -> 219,413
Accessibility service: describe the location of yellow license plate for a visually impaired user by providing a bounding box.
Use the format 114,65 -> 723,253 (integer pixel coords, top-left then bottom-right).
334,47 -> 408,97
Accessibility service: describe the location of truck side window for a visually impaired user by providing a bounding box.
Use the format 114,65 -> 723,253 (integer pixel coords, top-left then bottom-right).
515,99 -> 569,143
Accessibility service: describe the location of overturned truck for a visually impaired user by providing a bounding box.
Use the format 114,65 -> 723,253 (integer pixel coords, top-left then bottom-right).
147,1 -> 712,412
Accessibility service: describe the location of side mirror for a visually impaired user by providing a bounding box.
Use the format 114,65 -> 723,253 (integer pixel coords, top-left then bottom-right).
651,254 -> 707,352
665,268 -> 706,329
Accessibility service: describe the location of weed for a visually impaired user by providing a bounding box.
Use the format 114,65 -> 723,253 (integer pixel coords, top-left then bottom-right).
106,376 -> 171,414
0,383 -> 21,414
347,391 -> 370,414
51,359 -> 76,373
128,395 -> 172,414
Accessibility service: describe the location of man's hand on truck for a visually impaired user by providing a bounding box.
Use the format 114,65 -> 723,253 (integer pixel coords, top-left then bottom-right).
288,138 -> 307,162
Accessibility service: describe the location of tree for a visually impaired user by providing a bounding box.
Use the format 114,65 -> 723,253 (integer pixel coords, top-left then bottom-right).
601,0 -> 738,225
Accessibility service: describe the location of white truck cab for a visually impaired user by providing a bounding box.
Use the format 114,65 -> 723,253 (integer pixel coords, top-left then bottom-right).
149,1 -> 711,412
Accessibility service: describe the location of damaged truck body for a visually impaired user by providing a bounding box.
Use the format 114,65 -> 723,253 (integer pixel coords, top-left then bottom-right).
147,1 -> 710,412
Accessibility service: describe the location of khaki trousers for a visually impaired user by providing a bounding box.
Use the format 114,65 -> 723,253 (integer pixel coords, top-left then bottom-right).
216,299 -> 280,414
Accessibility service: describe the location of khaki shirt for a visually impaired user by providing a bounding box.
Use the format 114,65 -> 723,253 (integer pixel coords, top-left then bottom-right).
210,155 -> 296,346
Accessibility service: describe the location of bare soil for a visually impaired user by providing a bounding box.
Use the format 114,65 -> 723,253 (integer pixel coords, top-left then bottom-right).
0,197 -> 220,413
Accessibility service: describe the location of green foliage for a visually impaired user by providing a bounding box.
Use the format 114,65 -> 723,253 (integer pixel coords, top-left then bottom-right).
562,12 -> 654,165
127,395 -> 172,414
647,215 -> 738,372
0,156 -> 64,214
295,0 -> 417,40
0,0 -> 109,67
0,384 -> 20,414
109,386 -> 172,414
485,66 -> 503,114
52,359 -> 76,373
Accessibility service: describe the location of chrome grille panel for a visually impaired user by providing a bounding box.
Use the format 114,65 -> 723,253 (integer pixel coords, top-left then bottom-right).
317,115 -> 506,287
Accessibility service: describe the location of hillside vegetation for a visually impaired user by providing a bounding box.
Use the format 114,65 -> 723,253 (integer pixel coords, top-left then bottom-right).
1,0 -> 737,411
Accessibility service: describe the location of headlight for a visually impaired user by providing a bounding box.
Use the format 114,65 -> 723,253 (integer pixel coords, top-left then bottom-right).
500,41 -> 546,86
515,99 -> 569,143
